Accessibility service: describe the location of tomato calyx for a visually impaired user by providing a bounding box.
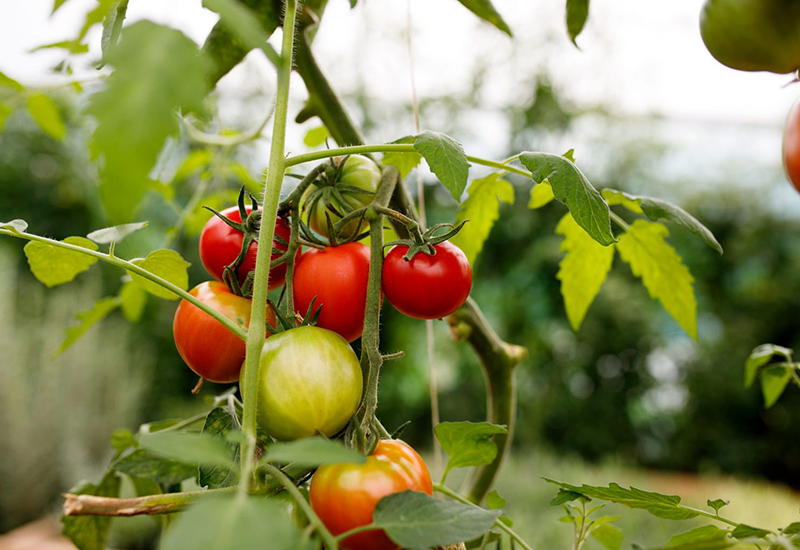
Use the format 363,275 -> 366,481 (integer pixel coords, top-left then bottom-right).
266,296 -> 323,335
385,220 -> 467,261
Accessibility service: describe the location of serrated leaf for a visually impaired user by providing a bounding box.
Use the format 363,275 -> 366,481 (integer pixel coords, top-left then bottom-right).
202,0 -> 280,65
27,93 -> 66,140
654,525 -> 734,549
616,220 -> 697,339
455,0 -> 512,36
87,221 -> 148,244
119,281 -> 147,322
303,126 -> 329,147
55,297 -> 119,356
486,489 -> 505,510
760,365 -> 793,409
0,69 -> 24,91
198,407 -> 241,489
566,0 -> 590,46
556,213 -> 615,331
529,181 -> 555,209
139,432 -> 233,469
413,131 -> 471,201
544,479 -> 699,520
112,449 -> 197,486
24,236 -> 99,287
435,421 -> 508,472
451,173 -> 514,264
731,524 -> 771,540
128,249 -> 190,300
88,21 -> 209,223
745,344 -> 793,388
0,219 -> 28,232
264,437 -> 366,467
61,471 -> 121,550
549,489 -> 584,506
602,189 -> 723,254
100,0 -> 128,62
591,523 -> 622,550
707,499 -> 729,514
373,490 -> 501,548
161,494 -> 307,550
520,151 -> 615,246
382,136 -> 422,179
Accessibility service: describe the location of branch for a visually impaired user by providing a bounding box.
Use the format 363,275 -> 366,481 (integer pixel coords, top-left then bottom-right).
63,488 -> 234,517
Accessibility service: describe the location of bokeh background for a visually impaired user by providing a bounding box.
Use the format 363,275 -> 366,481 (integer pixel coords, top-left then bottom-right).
1,0 -> 800,548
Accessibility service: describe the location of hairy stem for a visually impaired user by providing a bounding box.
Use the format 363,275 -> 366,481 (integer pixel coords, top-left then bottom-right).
63,488 -> 235,517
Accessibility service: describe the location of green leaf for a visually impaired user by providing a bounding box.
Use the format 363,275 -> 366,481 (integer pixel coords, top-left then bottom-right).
27,93 -> 66,140
110,428 -> 138,453
173,149 -> 213,183
529,181 -> 555,209
556,213 -> 615,331
24,236 -> 99,287
87,221 -> 148,244
100,0 -> 128,62
0,103 -> 13,133
413,130 -> 471,201
616,220 -> 697,339
112,449 -> 197,486
655,525 -> 733,549
544,479 -> 699,520
549,489 -> 584,506
77,0 -> 115,42
128,249 -> 190,300
202,0 -> 280,65
731,524 -> 771,540
61,471 -> 121,550
591,523 -> 622,550
53,0 -> 70,11
434,421 -> 508,471
55,297 -> 119,356
520,151 -> 615,246
88,21 -> 209,222
454,0 -> 512,36
373,490 -> 501,548
382,136 -> 422,179
161,494 -> 307,550
707,499 -> 729,514
119,281 -> 147,322
451,173 -> 514,264
744,344 -> 793,388
264,437 -> 367,467
485,489 -> 506,510
139,432 -> 233,468
760,365 -> 793,409
783,522 -> 800,535
602,189 -> 723,254
0,69 -> 24,91
198,407 -> 240,489
0,219 -> 28,232
566,0 -> 590,46
303,126 -> 329,147
32,40 -> 90,54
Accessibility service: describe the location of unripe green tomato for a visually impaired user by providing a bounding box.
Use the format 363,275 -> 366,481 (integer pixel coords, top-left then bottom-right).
242,326 -> 363,441
301,155 -> 381,239
700,0 -> 800,74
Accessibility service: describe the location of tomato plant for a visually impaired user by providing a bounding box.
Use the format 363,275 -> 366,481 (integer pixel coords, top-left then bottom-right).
383,241 -> 472,320
309,439 -> 433,550
293,242 -> 372,342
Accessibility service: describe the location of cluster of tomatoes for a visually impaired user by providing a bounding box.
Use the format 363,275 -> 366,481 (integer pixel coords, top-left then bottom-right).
171,155 -> 472,549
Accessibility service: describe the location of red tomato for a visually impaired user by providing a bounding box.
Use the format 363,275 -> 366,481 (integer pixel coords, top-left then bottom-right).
199,206 -> 292,289
293,242 -> 372,342
382,241 -> 472,320
783,99 -> 800,195
173,281 -> 275,383
309,439 -> 433,550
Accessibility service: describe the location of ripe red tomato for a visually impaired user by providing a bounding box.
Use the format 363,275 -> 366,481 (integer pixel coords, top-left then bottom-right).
199,206 -> 291,289
173,281 -> 275,383
309,439 -> 433,550
293,242 -> 372,342
783,99 -> 800,195
382,241 -> 472,320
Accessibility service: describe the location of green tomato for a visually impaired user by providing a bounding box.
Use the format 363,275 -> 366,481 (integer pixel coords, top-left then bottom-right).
700,0 -> 800,74
244,326 -> 363,441
302,155 -> 382,239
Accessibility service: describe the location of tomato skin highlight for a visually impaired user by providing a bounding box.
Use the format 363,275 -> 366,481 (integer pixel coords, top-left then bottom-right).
293,242 -> 372,342
245,326 -> 363,440
310,439 -> 433,550
173,281 -> 273,383
784,99 -> 800,195
199,206 -> 291,289
382,241 -> 472,320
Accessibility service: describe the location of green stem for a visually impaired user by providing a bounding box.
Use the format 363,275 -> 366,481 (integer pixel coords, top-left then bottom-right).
259,463 -> 338,550
433,483 -> 532,550
334,523 -> 380,543
609,210 -> 630,231
0,228 -> 247,340
239,0 -> 298,495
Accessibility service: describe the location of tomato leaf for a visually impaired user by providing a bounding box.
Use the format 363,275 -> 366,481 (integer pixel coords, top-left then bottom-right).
0,69 -> 24,91
119,280 -> 148,322
263,437 -> 366,467
100,0 -> 128,63
173,149 -> 213,183
112,449 -> 197,486
556,213 -> 615,331
54,297 -> 119,356
0,219 -> 28,232
373,490 -> 501,548
566,0 -> 590,47
707,499 -> 730,514
452,173 -> 514,264
549,489 -> 584,506
434,421 -> 508,471
61,471 -> 121,550
454,0 -> 513,36
413,131 -> 471,201
529,181 -> 555,209
139,432 -> 233,469
485,489 -> 506,510
303,126 -> 329,148
616,220 -> 697,339
591,522 -> 622,550
161,494 -> 307,550
202,0 -> 281,65
88,21 -> 209,223
87,221 -> 148,244
603,189 -> 723,254
731,524 -> 771,540
744,344 -> 793,388
31,40 -> 89,54
760,365 -> 794,409
24,236 -> 99,287
520,151 -> 615,246
649,525 -> 734,549
382,135 -> 422,179
198,407 -> 241,489
27,93 -> 66,141
128,249 -> 190,300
